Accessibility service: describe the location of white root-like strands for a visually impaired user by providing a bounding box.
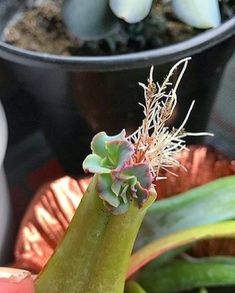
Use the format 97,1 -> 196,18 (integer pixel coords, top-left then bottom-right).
128,58 -> 213,181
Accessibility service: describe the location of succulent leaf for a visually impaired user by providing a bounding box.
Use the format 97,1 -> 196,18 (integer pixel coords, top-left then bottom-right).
172,0 -> 221,29
105,140 -> 134,169
82,154 -> 111,174
63,0 -> 118,40
105,199 -> 130,215
97,174 -> 121,207
111,178 -> 123,196
125,280 -> 147,293
119,163 -> 152,189
83,130 -> 152,214
135,182 -> 149,207
109,0 -> 154,23
138,258 -> 235,292
128,221 -> 235,278
91,130 -> 126,158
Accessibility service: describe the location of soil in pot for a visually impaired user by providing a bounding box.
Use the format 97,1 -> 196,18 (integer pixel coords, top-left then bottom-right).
2,0 -> 235,56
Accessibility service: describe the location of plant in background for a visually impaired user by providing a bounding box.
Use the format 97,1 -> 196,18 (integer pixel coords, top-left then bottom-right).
63,0 -> 221,40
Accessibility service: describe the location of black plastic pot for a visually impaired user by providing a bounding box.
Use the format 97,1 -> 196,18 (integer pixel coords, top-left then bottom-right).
0,0 -> 235,175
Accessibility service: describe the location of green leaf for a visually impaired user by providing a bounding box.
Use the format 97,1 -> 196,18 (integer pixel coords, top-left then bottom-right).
137,245 -> 190,271
137,176 -> 235,246
172,0 -> 221,29
135,182 -> 149,207
138,257 -> 235,292
91,130 -> 126,158
128,221 -> 235,278
105,200 -> 130,215
111,179 -> 123,196
125,281 -> 147,293
97,174 -> 121,207
109,0 -> 153,23
83,154 -> 111,174
198,289 -> 208,293
63,0 -> 118,40
120,163 -> 152,189
106,140 -> 134,169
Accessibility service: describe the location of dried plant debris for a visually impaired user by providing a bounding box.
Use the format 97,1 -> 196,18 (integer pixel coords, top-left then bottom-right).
3,0 -> 81,55
2,0 -> 235,56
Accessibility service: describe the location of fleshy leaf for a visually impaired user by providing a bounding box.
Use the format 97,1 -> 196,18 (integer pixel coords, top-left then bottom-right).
109,0 -> 153,23
63,0 -> 118,40
111,179 -> 123,196
106,140 -> 134,169
82,154 -> 111,174
106,200 -> 130,215
120,163 -> 152,189
138,258 -> 235,292
91,130 -> 126,158
97,174 -> 121,207
138,176 -> 235,247
135,182 -> 149,207
83,130 -> 152,213
128,221 -> 235,278
119,184 -> 129,204
172,0 -> 221,29
125,280 -> 147,293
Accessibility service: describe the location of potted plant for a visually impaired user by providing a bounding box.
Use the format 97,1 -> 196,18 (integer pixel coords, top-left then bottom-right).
7,59 -> 235,293
0,0 -> 234,175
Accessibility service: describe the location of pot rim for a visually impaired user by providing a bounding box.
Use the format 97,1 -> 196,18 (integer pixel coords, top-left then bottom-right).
0,17 -> 235,71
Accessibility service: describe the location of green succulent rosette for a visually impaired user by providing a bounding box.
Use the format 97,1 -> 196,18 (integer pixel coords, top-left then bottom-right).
83,130 -> 152,214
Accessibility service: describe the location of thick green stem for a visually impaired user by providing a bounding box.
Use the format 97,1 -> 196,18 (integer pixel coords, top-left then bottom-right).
35,176 -> 156,293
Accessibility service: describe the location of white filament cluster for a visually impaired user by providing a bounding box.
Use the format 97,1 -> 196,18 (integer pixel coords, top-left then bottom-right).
128,58 -> 213,180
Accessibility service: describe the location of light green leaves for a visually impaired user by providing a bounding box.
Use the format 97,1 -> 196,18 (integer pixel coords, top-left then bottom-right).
172,0 -> 221,29
125,281 -> 147,293
109,0 -> 154,23
137,176 -> 235,246
63,0 -> 222,40
63,0 -> 118,40
83,130 -> 152,214
127,176 -> 235,291
128,221 -> 235,278
138,257 -> 235,292
91,130 -> 126,158
83,130 -> 133,173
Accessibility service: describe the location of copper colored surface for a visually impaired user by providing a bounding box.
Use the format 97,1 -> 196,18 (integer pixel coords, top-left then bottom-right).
157,145 -> 235,199
191,238 -> 235,258
13,176 -> 91,273
13,146 -> 235,273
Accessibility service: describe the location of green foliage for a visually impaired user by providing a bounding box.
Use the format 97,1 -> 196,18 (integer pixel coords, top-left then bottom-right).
125,281 -> 147,293
137,175 -> 235,246
110,0 -> 153,23
128,176 -> 235,292
138,257 -> 235,292
83,131 -> 152,214
63,0 -> 221,40
129,221 -> 235,278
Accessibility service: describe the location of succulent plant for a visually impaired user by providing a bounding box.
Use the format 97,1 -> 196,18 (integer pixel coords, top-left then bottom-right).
35,58 -> 213,293
83,130 -> 152,214
63,0 -> 221,40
